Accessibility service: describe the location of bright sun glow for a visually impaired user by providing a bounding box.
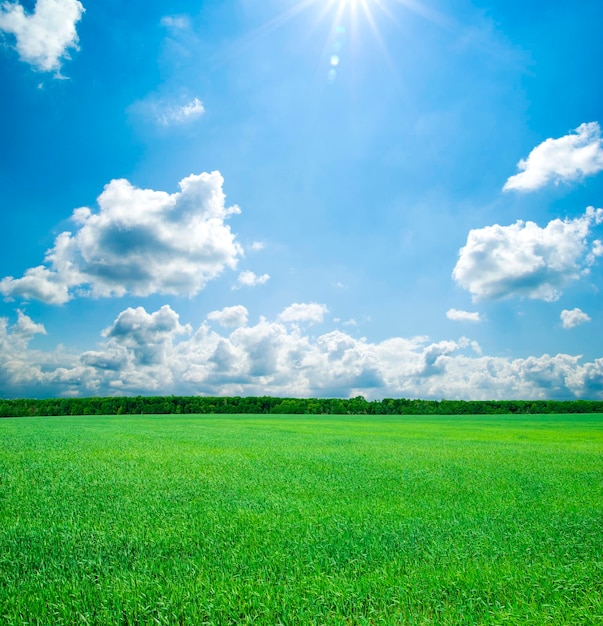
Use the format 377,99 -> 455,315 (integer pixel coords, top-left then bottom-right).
229,0 -> 443,83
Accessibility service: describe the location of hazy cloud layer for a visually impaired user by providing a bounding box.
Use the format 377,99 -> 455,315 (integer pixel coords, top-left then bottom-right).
0,0 -> 84,72
0,171 -> 243,304
2,305 -> 603,400
453,207 -> 603,301
160,15 -> 189,30
504,122 -> 603,192
560,308 -> 591,329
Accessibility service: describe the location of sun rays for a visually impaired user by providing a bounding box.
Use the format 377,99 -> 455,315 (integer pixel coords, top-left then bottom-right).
222,0 -> 445,81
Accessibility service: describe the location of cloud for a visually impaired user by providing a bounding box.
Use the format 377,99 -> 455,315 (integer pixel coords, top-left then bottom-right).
503,122 -> 603,192
0,265 -> 71,305
98,305 -> 190,365
160,15 -> 189,30
234,270 -> 270,289
132,94 -> 206,127
278,302 -> 329,325
0,0 -> 84,73
207,305 -> 249,329
79,305 -> 191,390
446,309 -> 483,323
560,308 -> 591,329
4,305 -> 603,400
0,310 -> 59,395
452,207 -> 603,301
0,171 -> 243,304
156,97 -> 205,126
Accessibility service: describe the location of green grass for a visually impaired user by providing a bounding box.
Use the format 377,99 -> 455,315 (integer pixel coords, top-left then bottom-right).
1,413 -> 602,624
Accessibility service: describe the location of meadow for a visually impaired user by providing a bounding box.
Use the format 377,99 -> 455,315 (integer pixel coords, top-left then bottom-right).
0,413 -> 601,624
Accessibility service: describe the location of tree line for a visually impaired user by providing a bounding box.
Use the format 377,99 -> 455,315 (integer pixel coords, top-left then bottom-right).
1,395 -> 602,417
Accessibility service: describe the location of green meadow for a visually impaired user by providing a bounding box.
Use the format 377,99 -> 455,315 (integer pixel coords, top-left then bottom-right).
1,414 -> 602,625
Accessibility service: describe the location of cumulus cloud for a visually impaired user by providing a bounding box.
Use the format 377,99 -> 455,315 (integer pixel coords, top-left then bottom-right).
234,270 -> 270,289
446,308 -> 483,323
453,207 -> 603,301
0,265 -> 70,305
3,305 -> 603,400
0,310 -> 66,396
79,305 -> 191,391
0,0 -> 84,73
207,305 -> 248,329
503,122 -> 603,192
0,171 -> 243,304
278,302 -> 329,325
561,308 -> 591,329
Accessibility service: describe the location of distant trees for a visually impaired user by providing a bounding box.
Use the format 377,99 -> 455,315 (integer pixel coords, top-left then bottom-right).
1,395 -> 602,418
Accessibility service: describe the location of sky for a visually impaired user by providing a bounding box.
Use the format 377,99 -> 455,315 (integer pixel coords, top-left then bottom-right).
0,0 -> 602,400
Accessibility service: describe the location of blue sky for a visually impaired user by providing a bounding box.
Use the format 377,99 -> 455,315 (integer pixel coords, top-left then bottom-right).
1,0 -> 602,399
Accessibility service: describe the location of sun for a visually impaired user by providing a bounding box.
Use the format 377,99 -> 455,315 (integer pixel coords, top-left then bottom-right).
228,0 -> 442,81
317,0 -> 396,79
336,0 -> 372,7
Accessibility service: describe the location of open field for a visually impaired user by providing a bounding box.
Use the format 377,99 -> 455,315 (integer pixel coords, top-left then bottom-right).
1,413 -> 602,624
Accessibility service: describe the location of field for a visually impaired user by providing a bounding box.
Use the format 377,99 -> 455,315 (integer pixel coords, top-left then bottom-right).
1,413 -> 602,625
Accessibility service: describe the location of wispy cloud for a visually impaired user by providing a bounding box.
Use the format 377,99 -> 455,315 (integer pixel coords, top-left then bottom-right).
503,122 -> 603,192
156,97 -> 205,126
131,95 -> 206,127
0,0 -> 84,73
160,15 -> 189,30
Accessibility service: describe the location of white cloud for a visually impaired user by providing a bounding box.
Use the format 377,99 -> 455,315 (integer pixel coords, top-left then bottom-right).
0,171 -> 243,304
453,207 -> 603,301
0,0 -> 84,72
0,265 -> 71,305
503,122 -> 603,192
234,270 -> 270,289
78,305 -> 191,391
157,97 -> 205,126
278,302 -> 329,325
560,308 -> 591,329
250,241 -> 265,251
446,308 -> 483,323
131,95 -> 206,127
0,310 -> 60,395
3,305 -> 603,400
160,15 -> 189,30
208,305 -> 248,329
101,305 -> 190,361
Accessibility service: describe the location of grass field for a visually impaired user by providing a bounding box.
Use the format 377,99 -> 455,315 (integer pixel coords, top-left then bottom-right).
1,413 -> 602,624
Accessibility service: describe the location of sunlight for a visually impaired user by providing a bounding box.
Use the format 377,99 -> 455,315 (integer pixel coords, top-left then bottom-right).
222,0 -> 447,81
320,0 -> 396,81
